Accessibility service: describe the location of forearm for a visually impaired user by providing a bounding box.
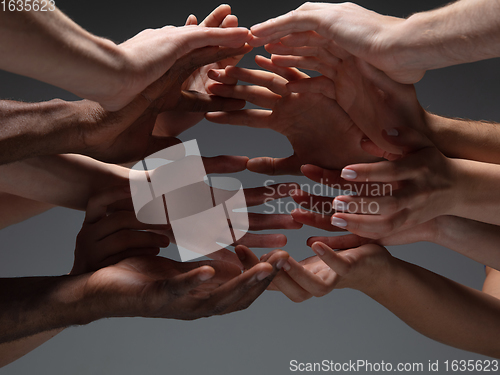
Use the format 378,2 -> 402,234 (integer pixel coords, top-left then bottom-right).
0,275 -> 96,344
362,257 -> 500,358
449,158 -> 500,226
0,9 -> 127,106
0,329 -> 63,368
433,216 -> 500,269
0,99 -> 88,164
392,0 -> 500,72
0,154 -> 129,211
426,112 -> 500,164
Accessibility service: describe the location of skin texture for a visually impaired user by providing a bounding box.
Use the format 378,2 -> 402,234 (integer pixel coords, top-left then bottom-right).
249,1 -> 500,84
0,5 -> 250,111
205,55 -> 379,175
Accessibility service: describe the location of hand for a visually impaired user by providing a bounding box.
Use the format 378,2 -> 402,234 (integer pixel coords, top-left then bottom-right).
75,43 -> 250,164
265,36 -> 432,156
100,5 -> 250,111
70,186 -> 170,275
82,250 -> 289,321
329,127 -> 460,239
155,5 -> 252,137
249,2 -> 423,84
205,55 -> 379,175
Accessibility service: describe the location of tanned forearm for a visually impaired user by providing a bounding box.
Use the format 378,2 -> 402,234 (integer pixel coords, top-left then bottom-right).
426,112 -> 500,164
363,258 -> 500,358
0,99 -> 86,164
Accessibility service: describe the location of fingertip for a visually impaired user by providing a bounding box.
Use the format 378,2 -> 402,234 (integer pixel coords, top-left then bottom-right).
340,168 -> 358,180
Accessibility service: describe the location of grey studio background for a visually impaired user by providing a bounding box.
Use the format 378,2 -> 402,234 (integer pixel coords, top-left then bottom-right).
0,0 -> 498,374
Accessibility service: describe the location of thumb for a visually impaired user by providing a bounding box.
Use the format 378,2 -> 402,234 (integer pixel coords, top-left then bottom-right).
247,154 -> 302,175
310,242 -> 352,277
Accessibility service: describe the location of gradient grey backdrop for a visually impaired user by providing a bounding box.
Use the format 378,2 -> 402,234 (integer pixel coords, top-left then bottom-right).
0,0 -> 498,374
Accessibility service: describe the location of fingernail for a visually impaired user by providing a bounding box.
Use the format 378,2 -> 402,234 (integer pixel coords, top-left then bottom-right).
282,261 -> 291,272
277,258 -> 287,270
311,243 -> 326,256
386,128 -> 399,136
199,271 -> 213,281
341,168 -> 357,180
257,270 -> 271,281
333,199 -> 347,212
331,217 -> 348,228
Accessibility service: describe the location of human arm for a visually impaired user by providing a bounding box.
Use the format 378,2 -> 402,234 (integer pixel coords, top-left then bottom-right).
249,0 -> 500,84
0,5 -> 250,111
0,43 -> 248,165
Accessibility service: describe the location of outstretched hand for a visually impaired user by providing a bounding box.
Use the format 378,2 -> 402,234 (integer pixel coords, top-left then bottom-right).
205,55 -> 378,175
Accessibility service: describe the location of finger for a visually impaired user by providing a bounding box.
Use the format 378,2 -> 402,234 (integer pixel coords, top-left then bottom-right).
248,213 -> 303,231
206,248 -> 242,269
208,82 -> 281,108
290,188 -> 335,214
266,257 -> 313,302
340,156 -> 423,184
99,230 -> 170,258
202,155 -> 249,174
177,26 -> 250,54
333,188 -> 414,216
176,90 -> 246,113
255,55 -> 308,81
85,186 -> 132,224
199,4 -> 232,27
185,14 -> 198,26
266,42 -> 340,67
224,65 -> 290,96
310,242 -> 353,277
360,138 -> 402,161
207,69 -> 239,85
206,109 -> 271,128
287,76 -> 336,100
247,154 -> 302,175
233,232 -> 287,248
244,182 -> 300,206
380,126 -> 434,155
306,234 -> 373,249
234,245 -> 260,270
282,256 -> 336,297
94,211 -> 170,240
250,10 -> 321,43
271,55 -> 335,80
330,211 -> 409,239
99,247 -> 161,269
291,209 -> 346,232
221,14 -> 239,28
300,164 -> 398,196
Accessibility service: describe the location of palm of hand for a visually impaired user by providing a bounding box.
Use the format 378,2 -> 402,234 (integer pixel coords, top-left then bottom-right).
83,256 -> 227,319
269,91 -> 378,170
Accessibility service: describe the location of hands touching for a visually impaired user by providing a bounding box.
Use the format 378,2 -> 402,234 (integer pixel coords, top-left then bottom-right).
206,55 -> 379,175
